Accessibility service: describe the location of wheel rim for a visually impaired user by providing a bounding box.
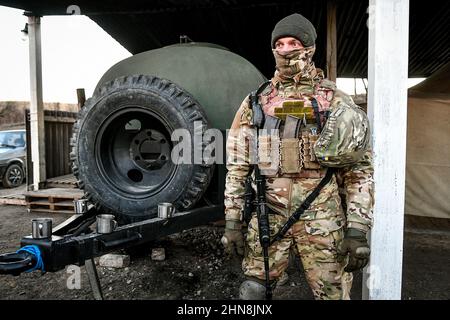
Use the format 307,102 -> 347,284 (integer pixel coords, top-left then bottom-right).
94,106 -> 178,199
8,167 -> 22,186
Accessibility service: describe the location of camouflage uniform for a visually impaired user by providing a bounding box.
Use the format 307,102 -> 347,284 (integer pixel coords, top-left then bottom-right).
224,46 -> 374,300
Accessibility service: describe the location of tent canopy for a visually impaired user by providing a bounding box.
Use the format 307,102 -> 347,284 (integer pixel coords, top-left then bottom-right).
406,62 -> 450,219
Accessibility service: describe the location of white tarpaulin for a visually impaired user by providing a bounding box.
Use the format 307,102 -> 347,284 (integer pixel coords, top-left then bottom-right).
405,63 -> 450,218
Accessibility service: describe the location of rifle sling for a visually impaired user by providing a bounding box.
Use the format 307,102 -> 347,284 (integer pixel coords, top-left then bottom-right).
250,81 -> 271,129
311,98 -> 322,133
270,168 -> 335,245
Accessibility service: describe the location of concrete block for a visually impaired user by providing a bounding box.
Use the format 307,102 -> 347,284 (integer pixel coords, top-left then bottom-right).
151,248 -> 166,261
99,254 -> 130,268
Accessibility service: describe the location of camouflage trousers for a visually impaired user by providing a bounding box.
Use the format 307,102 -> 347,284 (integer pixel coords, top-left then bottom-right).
243,213 -> 353,300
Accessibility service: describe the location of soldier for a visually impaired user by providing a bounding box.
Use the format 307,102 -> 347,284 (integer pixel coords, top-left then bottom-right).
221,13 -> 374,300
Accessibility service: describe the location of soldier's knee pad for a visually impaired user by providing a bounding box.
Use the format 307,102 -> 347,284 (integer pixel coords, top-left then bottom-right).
239,279 -> 266,300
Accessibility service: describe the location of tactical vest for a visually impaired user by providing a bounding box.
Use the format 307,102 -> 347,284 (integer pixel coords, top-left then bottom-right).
248,80 -> 330,177
249,79 -> 369,177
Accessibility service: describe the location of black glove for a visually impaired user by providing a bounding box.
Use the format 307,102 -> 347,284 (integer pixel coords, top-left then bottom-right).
221,220 -> 244,257
337,228 -> 370,272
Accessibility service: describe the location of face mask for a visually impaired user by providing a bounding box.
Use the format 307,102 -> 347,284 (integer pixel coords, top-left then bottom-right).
273,46 -> 317,82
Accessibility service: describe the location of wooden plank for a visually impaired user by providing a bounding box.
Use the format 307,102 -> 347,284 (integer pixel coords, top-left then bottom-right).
27,203 -> 51,209
27,199 -> 75,207
0,195 -> 27,206
25,187 -> 84,199
27,199 -> 76,213
46,174 -> 78,189
46,121 -> 54,179
26,195 -> 82,202
326,0 -> 337,82
0,194 -> 25,200
44,116 -> 76,123
27,208 -> 75,214
46,182 -> 77,189
62,123 -> 68,176
28,204 -> 74,211
77,88 -> 86,111
363,0 -> 410,300
57,123 -> 64,178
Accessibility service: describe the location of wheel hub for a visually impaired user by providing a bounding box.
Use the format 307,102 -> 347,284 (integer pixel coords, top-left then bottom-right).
130,129 -> 170,172
96,109 -> 177,197
8,168 -> 22,185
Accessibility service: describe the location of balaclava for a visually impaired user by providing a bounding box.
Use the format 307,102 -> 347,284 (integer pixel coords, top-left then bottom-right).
271,13 -> 321,84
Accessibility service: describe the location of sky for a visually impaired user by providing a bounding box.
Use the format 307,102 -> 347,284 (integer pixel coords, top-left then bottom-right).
0,5 -> 424,104
0,5 -> 131,103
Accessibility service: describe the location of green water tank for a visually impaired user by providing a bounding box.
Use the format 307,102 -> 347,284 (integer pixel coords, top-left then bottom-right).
95,42 -> 266,129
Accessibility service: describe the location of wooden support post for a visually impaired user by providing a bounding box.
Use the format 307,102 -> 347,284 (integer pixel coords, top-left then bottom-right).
27,14 -> 46,191
326,0 -> 337,82
85,258 -> 104,300
76,88 -> 86,111
364,0 -> 410,300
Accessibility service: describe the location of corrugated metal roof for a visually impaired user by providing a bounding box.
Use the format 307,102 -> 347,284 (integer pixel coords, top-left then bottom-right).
1,0 -> 449,78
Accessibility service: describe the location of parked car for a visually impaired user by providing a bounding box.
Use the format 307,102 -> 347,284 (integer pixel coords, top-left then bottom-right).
0,129 -> 26,188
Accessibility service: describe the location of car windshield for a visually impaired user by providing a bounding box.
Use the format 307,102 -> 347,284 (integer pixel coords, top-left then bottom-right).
0,131 -> 26,148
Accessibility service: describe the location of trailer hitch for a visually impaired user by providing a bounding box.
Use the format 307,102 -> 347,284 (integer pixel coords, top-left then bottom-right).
0,251 -> 35,276
0,204 -> 224,276
98,232 -> 143,251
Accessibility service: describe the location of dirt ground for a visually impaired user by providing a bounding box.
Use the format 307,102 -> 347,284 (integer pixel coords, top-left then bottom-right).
0,188 -> 449,300
0,184 -> 26,197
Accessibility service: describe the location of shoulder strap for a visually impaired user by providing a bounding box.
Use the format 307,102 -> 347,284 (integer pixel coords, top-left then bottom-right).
249,80 -> 271,129
311,98 -> 323,133
316,78 -> 337,92
270,168 -> 336,245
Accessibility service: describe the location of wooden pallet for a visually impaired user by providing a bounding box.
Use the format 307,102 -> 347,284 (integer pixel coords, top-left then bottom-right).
25,188 -> 84,214
45,174 -> 78,189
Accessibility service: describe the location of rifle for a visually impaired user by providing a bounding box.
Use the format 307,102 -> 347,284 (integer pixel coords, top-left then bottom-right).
243,175 -> 255,225
254,165 -> 272,300
249,85 -> 277,300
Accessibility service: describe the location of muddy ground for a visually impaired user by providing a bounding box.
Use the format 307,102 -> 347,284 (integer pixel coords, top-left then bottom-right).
0,198 -> 449,300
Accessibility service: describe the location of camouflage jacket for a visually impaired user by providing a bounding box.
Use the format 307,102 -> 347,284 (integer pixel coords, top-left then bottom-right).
224,78 -> 374,233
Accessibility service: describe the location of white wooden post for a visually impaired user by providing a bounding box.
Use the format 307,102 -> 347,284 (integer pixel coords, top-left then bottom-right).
27,14 -> 46,191
363,0 -> 409,300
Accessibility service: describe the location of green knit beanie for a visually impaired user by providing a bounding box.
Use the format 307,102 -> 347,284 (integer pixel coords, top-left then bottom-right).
271,13 -> 317,48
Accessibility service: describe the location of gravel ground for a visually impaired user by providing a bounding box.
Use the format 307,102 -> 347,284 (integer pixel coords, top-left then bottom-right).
0,187 -> 449,300
0,204 -> 320,300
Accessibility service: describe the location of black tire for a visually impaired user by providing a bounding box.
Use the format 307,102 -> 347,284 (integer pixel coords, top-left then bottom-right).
2,163 -> 24,188
70,75 -> 214,223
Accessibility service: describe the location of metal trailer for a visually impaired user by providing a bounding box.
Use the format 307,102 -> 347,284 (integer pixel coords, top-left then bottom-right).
0,43 -> 266,296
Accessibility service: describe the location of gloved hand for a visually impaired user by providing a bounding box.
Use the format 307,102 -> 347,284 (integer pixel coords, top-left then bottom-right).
221,220 -> 244,257
337,228 -> 370,272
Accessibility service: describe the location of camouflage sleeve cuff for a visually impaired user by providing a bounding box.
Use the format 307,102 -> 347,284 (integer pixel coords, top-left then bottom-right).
346,221 -> 370,233
225,220 -> 242,230
225,209 -> 242,222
